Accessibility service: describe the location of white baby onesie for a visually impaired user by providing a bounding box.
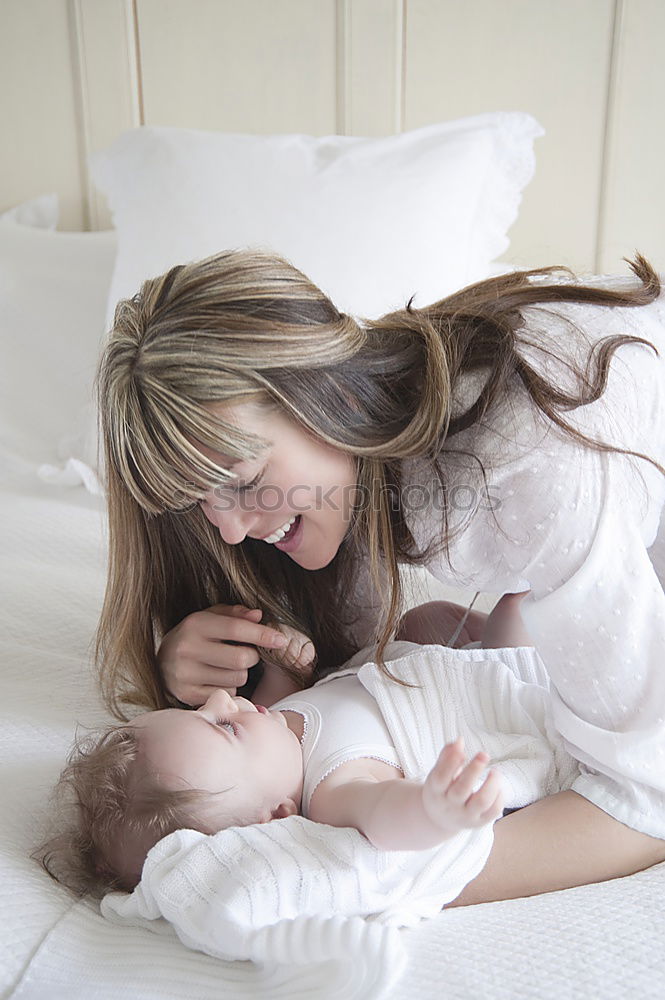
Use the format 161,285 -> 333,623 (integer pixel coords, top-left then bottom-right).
272,640 -> 579,819
270,667 -> 403,817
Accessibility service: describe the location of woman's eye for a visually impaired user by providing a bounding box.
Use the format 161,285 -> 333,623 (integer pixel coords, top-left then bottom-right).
237,471 -> 264,495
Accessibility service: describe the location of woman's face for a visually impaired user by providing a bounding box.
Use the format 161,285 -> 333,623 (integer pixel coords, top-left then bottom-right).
196,402 -> 358,570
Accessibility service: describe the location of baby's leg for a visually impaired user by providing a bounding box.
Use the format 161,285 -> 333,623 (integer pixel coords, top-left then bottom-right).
481,591 -> 533,648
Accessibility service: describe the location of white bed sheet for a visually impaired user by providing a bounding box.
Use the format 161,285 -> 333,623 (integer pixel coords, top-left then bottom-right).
2,457 -> 665,1000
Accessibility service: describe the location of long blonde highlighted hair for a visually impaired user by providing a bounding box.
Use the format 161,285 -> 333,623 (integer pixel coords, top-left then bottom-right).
95,248 -> 663,720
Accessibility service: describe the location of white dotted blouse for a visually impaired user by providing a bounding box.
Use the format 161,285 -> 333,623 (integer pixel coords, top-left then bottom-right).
356,276 -> 665,839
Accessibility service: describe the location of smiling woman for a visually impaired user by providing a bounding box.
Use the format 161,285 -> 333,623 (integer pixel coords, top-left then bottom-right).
93,244 -> 665,904
95,249 -> 406,718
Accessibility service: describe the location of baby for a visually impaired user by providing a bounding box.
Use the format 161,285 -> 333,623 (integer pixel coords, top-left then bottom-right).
35,592 -> 533,898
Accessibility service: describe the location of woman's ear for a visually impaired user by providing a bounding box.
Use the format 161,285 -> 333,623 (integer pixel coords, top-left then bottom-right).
270,798 -> 299,820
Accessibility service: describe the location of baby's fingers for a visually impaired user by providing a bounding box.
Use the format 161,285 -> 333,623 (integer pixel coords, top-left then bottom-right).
446,751 -> 490,803
465,770 -> 505,821
429,739 -> 467,790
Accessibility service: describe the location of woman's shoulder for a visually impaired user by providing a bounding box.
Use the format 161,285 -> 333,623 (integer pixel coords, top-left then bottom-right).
439,272 -> 665,463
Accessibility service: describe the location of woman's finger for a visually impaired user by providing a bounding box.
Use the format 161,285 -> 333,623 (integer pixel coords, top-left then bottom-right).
200,643 -> 260,673
200,609 -> 287,648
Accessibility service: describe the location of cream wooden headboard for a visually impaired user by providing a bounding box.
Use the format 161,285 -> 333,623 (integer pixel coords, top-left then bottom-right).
2,0 -> 664,274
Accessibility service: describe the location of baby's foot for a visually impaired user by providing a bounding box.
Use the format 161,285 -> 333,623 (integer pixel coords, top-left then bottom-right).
421,738 -> 504,837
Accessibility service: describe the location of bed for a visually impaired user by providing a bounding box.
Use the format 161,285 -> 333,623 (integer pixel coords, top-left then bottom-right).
2,451 -> 665,1000
3,2 -> 665,998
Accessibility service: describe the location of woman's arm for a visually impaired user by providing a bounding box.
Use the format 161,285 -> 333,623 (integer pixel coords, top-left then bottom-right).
396,594 -> 534,649
481,591 -> 533,647
448,789 -> 665,906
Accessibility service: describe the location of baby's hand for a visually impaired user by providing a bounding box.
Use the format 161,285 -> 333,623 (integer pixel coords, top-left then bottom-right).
262,623 -> 316,676
421,738 -> 504,837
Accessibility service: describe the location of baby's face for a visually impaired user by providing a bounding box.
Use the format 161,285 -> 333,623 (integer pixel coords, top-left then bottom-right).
130,689 -> 304,829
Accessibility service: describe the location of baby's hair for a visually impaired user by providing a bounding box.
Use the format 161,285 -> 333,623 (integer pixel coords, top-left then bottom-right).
31,721 -> 227,900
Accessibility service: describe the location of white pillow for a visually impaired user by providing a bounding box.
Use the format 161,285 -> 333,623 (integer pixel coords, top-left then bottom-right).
91,113 -> 543,327
1,193 -> 59,229
0,202 -> 116,469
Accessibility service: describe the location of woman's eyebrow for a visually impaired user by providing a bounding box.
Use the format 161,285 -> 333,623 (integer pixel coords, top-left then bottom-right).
219,467 -> 260,493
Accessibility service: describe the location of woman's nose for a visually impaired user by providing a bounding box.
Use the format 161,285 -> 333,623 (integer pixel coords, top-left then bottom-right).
200,495 -> 257,545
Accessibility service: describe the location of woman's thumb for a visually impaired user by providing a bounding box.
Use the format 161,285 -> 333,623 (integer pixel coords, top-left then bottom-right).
208,604 -> 263,620
236,606 -> 263,620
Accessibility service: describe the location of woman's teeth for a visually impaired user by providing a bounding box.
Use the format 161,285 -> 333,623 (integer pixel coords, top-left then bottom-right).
262,515 -> 297,544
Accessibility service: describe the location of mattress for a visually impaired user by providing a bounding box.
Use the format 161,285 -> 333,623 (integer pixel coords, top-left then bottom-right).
2,458 -> 665,999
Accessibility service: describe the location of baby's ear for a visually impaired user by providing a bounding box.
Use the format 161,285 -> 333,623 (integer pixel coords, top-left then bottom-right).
271,798 -> 299,820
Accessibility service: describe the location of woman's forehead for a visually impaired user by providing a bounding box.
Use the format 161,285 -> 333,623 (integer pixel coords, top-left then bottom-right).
188,400 -> 275,463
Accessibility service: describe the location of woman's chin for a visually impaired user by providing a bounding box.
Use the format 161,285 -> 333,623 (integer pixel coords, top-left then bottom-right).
283,522 -> 345,570
291,545 -> 338,571
291,552 -> 331,570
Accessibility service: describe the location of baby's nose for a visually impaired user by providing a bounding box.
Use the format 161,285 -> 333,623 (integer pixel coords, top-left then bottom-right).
202,687 -> 239,714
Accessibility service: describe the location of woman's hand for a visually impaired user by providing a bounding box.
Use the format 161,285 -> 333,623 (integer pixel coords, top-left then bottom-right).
157,603 -> 290,707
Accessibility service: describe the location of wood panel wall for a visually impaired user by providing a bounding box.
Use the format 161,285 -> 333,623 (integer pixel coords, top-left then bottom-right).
2,0 -> 664,273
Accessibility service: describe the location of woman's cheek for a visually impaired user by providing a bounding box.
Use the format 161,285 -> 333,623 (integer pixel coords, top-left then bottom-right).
199,500 -> 216,525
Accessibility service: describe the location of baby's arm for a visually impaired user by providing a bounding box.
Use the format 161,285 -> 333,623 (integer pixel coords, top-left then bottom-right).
309,739 -> 504,851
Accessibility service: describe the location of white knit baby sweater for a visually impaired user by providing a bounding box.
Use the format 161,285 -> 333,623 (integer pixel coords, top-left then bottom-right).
101,641 -> 578,981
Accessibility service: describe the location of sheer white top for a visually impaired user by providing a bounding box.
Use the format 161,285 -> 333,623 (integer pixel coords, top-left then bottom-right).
352,279 -> 665,837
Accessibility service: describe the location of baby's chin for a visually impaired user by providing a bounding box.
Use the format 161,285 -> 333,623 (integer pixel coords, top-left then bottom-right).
268,708 -> 289,727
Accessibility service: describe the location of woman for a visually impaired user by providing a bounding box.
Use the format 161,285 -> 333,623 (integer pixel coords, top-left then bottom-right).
95,248 -> 665,904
